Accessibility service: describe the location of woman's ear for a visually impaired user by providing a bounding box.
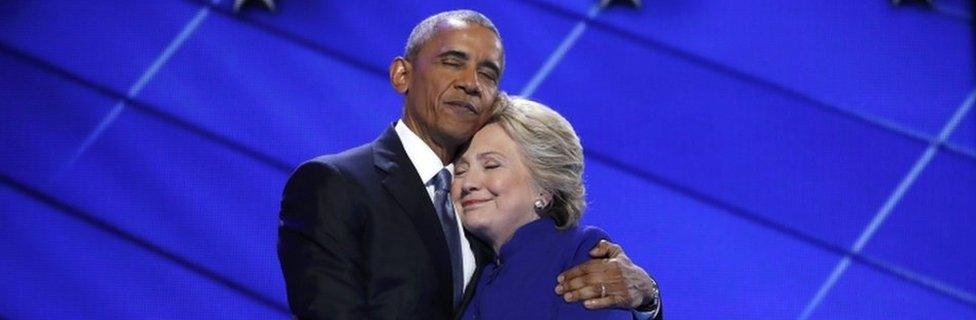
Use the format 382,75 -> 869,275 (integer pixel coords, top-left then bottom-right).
536,190 -> 554,208
390,57 -> 411,94
542,192 -> 554,205
534,190 -> 555,215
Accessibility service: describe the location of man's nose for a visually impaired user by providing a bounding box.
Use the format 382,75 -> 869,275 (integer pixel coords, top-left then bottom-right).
455,67 -> 482,96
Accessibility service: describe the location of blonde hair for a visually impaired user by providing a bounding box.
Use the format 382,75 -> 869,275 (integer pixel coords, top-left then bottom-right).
490,96 -> 585,229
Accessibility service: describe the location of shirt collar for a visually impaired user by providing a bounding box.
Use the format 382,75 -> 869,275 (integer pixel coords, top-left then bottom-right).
394,120 -> 454,185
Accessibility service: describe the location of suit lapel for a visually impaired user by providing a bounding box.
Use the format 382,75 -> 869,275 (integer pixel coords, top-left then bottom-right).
373,125 -> 454,305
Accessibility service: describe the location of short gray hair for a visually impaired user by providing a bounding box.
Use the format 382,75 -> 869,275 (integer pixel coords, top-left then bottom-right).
490,96 -> 585,229
403,10 -> 505,72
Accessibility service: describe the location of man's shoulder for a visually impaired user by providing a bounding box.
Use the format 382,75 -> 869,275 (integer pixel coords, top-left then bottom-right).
305,142 -> 374,169
300,124 -> 401,173
284,141 -> 378,188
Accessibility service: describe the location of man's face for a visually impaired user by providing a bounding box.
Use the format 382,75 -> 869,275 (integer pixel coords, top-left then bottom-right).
396,20 -> 503,149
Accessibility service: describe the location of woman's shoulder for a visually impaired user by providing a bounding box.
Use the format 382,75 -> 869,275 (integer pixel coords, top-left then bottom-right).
555,224 -> 612,265
576,224 -> 611,242
557,224 -> 610,246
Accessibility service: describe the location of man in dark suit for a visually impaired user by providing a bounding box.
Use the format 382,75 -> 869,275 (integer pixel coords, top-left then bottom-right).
278,10 -> 661,320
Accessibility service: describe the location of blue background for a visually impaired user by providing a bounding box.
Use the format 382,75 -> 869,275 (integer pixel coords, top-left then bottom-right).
1,0 -> 973,319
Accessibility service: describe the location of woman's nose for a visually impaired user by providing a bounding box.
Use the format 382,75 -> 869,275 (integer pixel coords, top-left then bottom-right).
460,171 -> 482,193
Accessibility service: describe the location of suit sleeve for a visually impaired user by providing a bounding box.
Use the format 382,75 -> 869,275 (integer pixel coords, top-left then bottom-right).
555,227 -> 632,320
633,306 -> 663,320
278,160 -> 368,319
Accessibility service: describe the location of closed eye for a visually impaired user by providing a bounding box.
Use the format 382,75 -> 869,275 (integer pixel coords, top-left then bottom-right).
443,59 -> 463,67
480,71 -> 498,83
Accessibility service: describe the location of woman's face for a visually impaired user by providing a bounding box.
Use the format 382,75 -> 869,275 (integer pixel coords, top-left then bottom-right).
452,123 -> 540,250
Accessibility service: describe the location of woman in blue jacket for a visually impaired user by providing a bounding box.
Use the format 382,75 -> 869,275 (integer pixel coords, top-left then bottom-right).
452,96 -> 631,319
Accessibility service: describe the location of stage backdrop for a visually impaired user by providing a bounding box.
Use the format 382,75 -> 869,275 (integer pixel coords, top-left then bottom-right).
1,1 -> 973,319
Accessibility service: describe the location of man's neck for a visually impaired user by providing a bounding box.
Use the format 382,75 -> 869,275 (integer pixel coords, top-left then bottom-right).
402,117 -> 456,165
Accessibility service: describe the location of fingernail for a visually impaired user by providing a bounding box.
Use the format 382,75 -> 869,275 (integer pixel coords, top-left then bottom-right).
563,293 -> 572,301
557,275 -> 564,282
555,285 -> 563,293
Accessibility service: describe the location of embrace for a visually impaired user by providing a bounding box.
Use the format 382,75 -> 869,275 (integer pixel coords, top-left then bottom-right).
278,10 -> 663,320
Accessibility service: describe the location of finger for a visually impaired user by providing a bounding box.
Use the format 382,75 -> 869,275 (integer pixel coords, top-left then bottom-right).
556,265 -> 601,294
557,265 -> 583,286
564,273 -> 595,293
560,260 -> 611,288
555,276 -> 583,295
583,295 -> 628,310
563,283 -> 601,302
588,239 -> 611,257
589,239 -> 622,258
557,259 -> 602,283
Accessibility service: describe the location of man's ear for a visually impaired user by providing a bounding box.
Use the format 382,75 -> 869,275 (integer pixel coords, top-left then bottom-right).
390,57 -> 411,94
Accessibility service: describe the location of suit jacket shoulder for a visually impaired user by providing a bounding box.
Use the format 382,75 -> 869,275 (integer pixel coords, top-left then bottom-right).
279,125 -> 459,320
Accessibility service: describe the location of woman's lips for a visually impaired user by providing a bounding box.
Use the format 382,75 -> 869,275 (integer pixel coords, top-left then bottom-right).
461,198 -> 490,208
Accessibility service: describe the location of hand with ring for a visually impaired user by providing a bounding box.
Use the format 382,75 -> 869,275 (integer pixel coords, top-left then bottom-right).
554,240 -> 659,310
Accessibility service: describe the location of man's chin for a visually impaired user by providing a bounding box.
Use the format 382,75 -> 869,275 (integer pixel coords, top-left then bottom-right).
443,129 -> 478,146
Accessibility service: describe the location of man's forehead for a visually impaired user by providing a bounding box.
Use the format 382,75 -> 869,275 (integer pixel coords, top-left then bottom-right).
439,18 -> 469,29
431,26 -> 501,57
432,22 -> 499,45
415,18 -> 504,72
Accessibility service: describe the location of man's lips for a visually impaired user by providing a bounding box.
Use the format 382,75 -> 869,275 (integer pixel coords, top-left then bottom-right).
461,198 -> 490,208
445,101 -> 477,114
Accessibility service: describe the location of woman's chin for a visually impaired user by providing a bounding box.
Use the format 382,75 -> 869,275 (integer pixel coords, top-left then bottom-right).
462,217 -> 492,238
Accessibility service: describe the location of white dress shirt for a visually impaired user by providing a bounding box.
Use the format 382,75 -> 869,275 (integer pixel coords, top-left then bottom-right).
394,120 -> 477,291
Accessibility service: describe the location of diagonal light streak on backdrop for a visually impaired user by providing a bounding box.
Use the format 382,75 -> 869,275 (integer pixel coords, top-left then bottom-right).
585,146 -> 976,310
1,1 -> 976,312
60,0 -> 223,178
8,38 -> 973,309
0,43 -> 293,174
516,0 -> 976,311
5,9 -> 976,310
798,89 -> 976,319
520,2 -> 603,98
186,0 -> 976,162
516,0 -> 976,162
0,172 -> 291,314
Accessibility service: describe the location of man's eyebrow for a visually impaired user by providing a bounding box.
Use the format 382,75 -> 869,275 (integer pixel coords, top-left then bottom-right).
437,50 -> 469,60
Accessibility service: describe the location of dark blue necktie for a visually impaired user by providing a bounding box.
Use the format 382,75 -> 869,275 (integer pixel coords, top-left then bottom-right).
431,168 -> 464,307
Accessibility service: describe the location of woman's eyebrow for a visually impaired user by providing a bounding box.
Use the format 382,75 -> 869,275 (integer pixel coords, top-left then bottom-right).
477,151 -> 503,160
